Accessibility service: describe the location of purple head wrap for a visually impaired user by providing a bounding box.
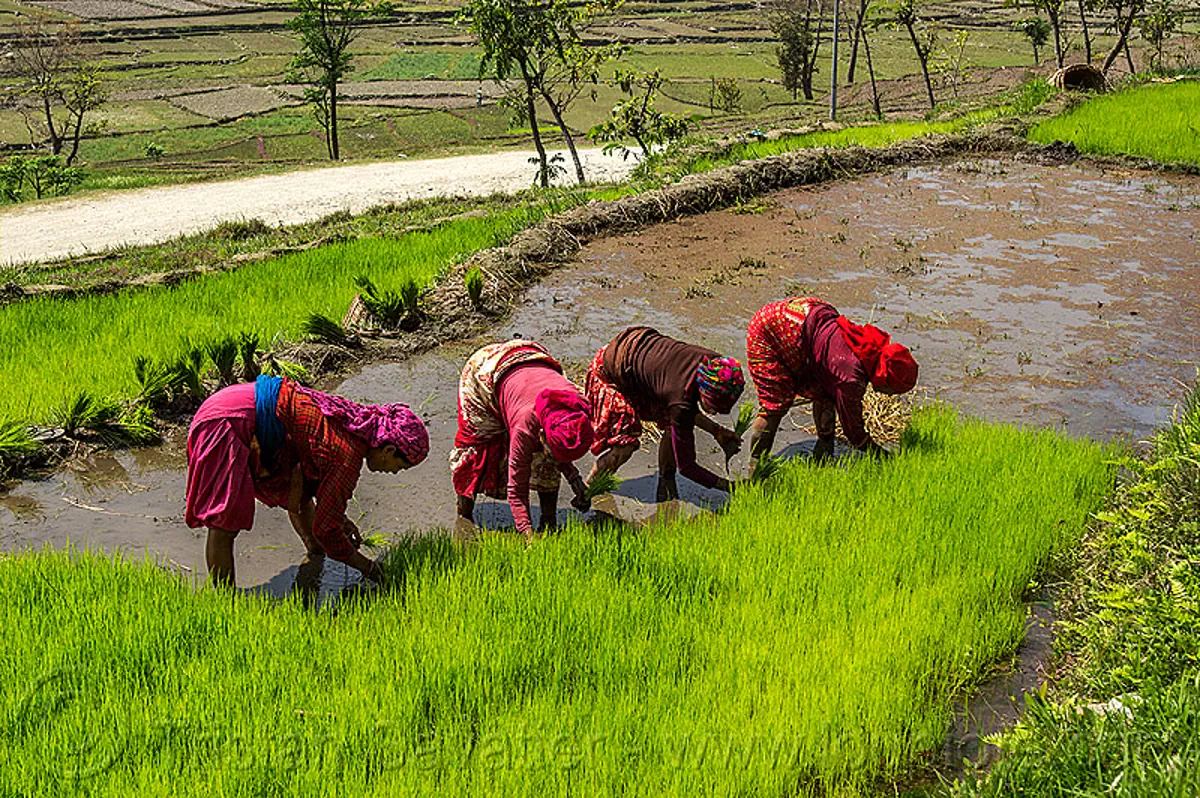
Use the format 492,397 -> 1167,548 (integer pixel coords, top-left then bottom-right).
294,385 -> 430,465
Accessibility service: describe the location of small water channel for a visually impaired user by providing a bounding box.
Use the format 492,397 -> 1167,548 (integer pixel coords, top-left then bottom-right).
2,157 -> 1197,774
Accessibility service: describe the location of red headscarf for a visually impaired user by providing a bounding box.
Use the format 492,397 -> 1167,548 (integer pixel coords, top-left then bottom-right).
534,388 -> 594,462
835,317 -> 919,394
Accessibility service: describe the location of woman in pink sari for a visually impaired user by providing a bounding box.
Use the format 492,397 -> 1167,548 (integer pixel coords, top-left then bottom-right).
450,339 -> 594,539
186,375 -> 429,588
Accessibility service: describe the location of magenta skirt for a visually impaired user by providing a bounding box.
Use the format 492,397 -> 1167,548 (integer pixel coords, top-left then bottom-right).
185,383 -> 259,532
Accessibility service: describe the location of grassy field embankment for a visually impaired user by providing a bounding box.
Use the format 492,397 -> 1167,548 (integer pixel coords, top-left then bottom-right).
949,386 -> 1200,796
1028,79 -> 1200,165
0,408 -> 1112,795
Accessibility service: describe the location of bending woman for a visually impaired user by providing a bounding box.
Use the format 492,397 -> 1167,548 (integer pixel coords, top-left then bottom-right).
186,376 -> 429,588
585,326 -> 745,501
450,339 -> 594,538
746,297 -> 918,467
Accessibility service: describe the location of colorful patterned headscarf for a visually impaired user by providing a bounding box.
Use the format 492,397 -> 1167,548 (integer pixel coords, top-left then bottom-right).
695,356 -> 745,414
293,382 -> 430,465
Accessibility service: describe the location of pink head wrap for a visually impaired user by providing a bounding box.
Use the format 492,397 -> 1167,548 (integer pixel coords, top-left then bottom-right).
294,385 -> 430,465
534,388 -> 594,463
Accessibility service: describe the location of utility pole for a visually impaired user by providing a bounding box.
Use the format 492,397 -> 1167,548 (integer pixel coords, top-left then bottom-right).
830,0 -> 841,120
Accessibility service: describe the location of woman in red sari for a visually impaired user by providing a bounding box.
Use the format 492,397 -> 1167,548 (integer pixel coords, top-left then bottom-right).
746,297 -> 918,468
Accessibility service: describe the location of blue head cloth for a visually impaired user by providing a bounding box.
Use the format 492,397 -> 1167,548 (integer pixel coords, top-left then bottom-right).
254,375 -> 286,470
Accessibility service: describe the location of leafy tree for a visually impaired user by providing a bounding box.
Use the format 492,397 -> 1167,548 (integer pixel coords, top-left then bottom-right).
1139,0 -> 1185,72
460,0 -> 621,187
1020,0 -> 1067,67
287,0 -> 391,161
767,0 -> 828,101
882,0 -> 938,110
0,155 -> 84,202
8,19 -> 105,165
1015,16 -> 1053,63
588,69 -> 690,160
935,29 -> 972,99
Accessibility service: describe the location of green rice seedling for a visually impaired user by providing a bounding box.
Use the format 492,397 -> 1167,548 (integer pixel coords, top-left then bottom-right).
0,418 -> 39,458
262,354 -> 309,383
204,335 -> 238,387
133,355 -> 174,407
464,266 -> 485,308
399,277 -> 421,317
354,275 -> 405,327
107,404 -> 160,446
168,344 -> 208,399
300,312 -> 356,348
0,409 -> 1112,796
733,403 -> 756,437
51,390 -> 117,437
238,331 -> 261,382
361,532 -> 390,549
584,470 -> 624,500
751,452 -> 782,482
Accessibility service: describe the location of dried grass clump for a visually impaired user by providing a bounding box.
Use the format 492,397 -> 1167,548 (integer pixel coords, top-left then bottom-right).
794,387 -> 926,446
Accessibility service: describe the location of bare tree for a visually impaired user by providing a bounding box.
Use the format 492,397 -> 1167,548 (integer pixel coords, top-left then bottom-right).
8,19 -> 104,165
883,0 -> 938,110
1101,0 -> 1149,74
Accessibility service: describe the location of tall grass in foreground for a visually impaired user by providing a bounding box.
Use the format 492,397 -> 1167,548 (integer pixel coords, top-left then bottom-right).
0,409 -> 1111,796
1029,80 -> 1200,165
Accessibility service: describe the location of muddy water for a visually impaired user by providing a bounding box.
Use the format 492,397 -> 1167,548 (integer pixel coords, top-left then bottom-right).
2,160 -> 1198,735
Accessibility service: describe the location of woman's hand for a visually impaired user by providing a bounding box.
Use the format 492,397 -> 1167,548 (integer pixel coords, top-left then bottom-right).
714,426 -> 743,460
568,473 -> 591,513
343,517 -> 363,549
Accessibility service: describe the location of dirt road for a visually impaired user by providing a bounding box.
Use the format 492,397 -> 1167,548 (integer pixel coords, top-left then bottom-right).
0,147 -> 638,267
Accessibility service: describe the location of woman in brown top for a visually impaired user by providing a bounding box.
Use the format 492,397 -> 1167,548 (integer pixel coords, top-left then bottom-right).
584,326 -> 746,501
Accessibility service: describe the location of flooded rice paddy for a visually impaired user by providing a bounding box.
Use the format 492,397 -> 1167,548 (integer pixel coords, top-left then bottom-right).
3,156 -> 1196,772
3,158 -> 1197,591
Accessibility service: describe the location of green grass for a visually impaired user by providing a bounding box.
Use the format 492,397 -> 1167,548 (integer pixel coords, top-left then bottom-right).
0,189 -> 617,421
0,408 -> 1111,795
1028,80 -> 1200,166
361,49 -> 494,81
948,384 -> 1200,796
665,79 -> 1054,177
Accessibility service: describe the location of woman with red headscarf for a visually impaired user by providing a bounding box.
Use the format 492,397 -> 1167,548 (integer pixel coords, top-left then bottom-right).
585,326 -> 746,502
450,339 -> 594,539
746,297 -> 918,468
186,375 -> 430,588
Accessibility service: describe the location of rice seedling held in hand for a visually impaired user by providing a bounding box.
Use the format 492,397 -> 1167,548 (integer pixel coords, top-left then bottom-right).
464,266 -> 485,308
733,402 -> 756,438
584,470 -> 623,500
300,312 -> 356,348
262,353 -> 309,383
354,275 -> 405,327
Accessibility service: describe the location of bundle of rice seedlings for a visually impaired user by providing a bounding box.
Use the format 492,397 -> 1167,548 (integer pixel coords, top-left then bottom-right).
584,470 -> 623,500
751,454 -> 782,482
105,404 -> 160,446
793,387 -> 920,446
52,391 -> 115,437
733,402 -> 756,438
360,533 -> 390,550
238,332 -> 261,382
0,418 -> 40,459
133,355 -> 174,407
301,312 -> 356,348
168,344 -> 209,399
354,275 -> 405,327
205,335 -> 238,387
464,267 -> 485,308
263,354 -> 309,383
